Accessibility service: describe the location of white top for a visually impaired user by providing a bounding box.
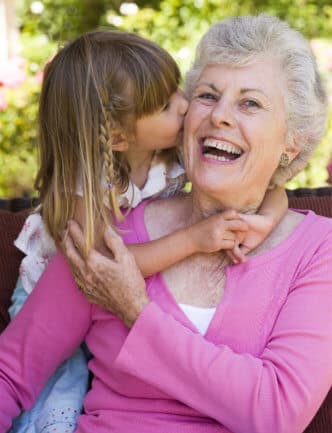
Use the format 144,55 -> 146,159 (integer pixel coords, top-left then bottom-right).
76,156 -> 185,208
15,158 -> 185,295
178,303 -> 216,335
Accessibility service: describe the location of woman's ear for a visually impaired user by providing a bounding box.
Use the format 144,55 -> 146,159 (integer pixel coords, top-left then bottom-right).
285,131 -> 304,163
111,128 -> 129,152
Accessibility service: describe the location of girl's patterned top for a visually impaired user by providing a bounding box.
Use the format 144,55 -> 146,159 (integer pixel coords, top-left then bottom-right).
14,159 -> 185,295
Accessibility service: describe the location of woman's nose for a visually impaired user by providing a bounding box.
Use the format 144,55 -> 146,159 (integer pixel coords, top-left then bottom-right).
177,89 -> 189,116
211,99 -> 235,128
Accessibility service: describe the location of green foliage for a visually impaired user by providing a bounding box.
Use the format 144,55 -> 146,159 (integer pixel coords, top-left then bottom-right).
0,0 -> 331,197
17,0 -> 107,41
286,110 -> 332,189
0,76 -> 40,197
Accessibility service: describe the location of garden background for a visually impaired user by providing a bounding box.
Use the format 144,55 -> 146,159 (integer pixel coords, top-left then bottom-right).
1,0 -> 332,198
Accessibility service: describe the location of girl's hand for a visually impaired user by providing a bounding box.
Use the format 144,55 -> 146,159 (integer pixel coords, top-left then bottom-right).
62,220 -> 149,328
227,213 -> 276,263
189,210 -> 249,254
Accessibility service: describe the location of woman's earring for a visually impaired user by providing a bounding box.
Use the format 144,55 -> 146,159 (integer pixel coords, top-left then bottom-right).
279,153 -> 289,168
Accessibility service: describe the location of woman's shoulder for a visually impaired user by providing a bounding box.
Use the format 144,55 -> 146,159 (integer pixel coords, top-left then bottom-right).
281,210 -> 332,261
248,209 -> 332,264
116,196 -> 183,243
144,195 -> 187,241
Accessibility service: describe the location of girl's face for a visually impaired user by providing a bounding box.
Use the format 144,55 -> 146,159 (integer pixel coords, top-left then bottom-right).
134,89 -> 188,152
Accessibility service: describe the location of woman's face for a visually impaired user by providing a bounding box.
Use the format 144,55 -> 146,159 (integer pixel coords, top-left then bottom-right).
184,59 -> 297,206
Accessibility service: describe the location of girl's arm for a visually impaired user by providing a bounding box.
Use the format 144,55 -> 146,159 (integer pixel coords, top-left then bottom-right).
259,185 -> 288,220
73,197 -> 248,278
129,210 -> 248,277
228,186 -> 288,262
128,187 -> 286,274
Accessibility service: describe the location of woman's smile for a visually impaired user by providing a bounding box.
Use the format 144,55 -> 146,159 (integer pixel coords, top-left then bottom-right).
184,60 -> 291,208
200,136 -> 244,164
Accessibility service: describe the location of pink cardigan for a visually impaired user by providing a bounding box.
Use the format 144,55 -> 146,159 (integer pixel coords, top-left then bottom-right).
0,203 -> 331,433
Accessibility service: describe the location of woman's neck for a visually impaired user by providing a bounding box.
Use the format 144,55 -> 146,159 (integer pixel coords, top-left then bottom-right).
185,190 -> 262,224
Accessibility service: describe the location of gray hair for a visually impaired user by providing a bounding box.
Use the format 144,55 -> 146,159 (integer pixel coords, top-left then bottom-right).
185,14 -> 328,186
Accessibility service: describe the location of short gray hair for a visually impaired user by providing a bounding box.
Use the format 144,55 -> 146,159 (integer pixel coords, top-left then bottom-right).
185,14 -> 328,186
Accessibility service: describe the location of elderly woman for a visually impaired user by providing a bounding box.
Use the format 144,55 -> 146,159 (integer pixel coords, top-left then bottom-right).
0,14 -> 331,433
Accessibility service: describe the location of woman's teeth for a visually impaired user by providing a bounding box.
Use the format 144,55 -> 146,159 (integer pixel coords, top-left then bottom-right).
202,138 -> 242,161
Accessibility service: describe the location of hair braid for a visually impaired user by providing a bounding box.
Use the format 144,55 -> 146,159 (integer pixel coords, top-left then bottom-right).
99,112 -> 123,221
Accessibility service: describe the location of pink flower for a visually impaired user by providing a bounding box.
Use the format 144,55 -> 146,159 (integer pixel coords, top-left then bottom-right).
0,88 -> 7,110
35,70 -> 44,84
0,56 -> 26,89
327,161 -> 332,184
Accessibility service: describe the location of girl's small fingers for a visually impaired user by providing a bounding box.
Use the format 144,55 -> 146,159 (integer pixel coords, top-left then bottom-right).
221,209 -> 238,220
221,239 -> 237,250
227,219 -> 249,232
226,250 -> 239,264
239,245 -> 251,255
223,230 -> 237,241
232,244 -> 247,263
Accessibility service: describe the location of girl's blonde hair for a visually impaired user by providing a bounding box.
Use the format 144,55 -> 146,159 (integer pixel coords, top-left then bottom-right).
35,30 -> 180,255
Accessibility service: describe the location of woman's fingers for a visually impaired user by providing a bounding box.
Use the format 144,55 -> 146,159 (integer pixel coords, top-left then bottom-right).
103,226 -> 130,262
62,229 -> 87,281
67,220 -> 85,255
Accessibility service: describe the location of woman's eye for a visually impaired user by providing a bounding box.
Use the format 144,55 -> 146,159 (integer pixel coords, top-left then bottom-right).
196,92 -> 218,102
241,99 -> 261,110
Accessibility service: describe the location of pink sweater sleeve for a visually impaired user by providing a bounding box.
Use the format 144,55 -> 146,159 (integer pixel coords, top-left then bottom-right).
115,233 -> 332,433
0,253 -> 92,432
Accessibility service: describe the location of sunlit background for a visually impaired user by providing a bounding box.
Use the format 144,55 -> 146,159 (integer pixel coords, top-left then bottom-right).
0,0 -> 331,198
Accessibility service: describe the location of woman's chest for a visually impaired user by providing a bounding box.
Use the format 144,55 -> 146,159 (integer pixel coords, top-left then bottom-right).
161,253 -> 228,307
152,259 -> 294,355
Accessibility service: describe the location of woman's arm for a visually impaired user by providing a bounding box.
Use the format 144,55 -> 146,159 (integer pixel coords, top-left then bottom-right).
114,230 -> 332,433
0,253 -> 91,432
65,221 -> 332,433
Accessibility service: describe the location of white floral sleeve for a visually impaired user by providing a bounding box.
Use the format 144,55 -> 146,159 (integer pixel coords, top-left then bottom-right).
14,213 -> 57,294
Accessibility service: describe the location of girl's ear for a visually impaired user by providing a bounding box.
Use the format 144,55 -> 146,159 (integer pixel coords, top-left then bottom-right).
111,129 -> 129,152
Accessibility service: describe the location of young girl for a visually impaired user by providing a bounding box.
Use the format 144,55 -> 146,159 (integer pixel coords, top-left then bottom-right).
8,30 -> 287,433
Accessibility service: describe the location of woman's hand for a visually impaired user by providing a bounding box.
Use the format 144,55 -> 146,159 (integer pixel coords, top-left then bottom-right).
62,220 -> 149,328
